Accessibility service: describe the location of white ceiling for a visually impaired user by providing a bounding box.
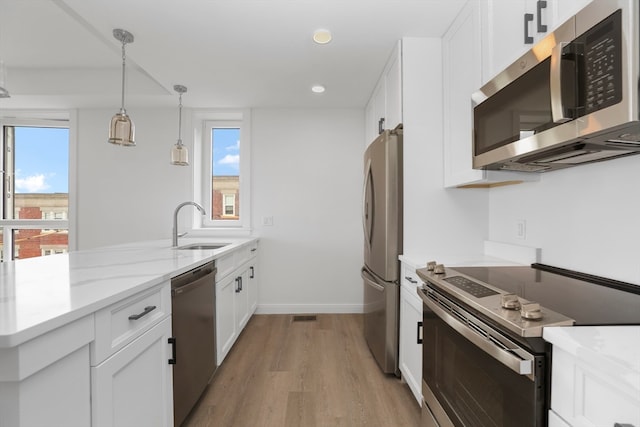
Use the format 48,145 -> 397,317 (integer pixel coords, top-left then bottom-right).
0,0 -> 466,110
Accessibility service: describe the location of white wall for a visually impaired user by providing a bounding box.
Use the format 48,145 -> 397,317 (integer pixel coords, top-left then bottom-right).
75,106 -> 364,312
488,154 -> 640,285
76,107 -> 192,249
401,37 -> 489,265
251,108 -> 364,313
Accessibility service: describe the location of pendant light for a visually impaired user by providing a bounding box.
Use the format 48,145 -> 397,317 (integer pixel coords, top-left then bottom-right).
108,29 -> 135,146
170,85 -> 189,165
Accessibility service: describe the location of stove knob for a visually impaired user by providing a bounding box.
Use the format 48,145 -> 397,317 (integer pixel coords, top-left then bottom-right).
426,261 -> 437,271
501,294 -> 521,310
434,264 -> 445,274
520,302 -> 543,320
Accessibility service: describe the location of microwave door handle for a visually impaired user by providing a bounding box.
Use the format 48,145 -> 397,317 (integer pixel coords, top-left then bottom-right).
550,42 -> 572,124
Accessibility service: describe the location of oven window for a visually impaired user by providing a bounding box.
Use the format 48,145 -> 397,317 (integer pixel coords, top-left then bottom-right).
423,309 -> 544,427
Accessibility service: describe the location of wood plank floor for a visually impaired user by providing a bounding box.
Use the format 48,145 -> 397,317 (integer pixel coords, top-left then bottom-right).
183,314 -> 421,427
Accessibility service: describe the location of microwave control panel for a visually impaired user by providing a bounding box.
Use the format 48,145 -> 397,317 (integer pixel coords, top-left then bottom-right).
581,9 -> 623,114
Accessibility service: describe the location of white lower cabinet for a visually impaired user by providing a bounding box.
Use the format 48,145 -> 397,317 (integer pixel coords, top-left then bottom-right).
399,261 -> 423,405
216,241 -> 259,365
0,315 -> 94,427
91,316 -> 173,427
544,326 -> 640,427
91,281 -> 173,427
216,272 -> 238,363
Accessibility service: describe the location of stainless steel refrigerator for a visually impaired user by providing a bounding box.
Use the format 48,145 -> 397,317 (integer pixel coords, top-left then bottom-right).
361,127 -> 402,376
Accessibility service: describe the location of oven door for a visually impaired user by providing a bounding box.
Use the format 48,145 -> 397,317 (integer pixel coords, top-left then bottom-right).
420,287 -> 546,427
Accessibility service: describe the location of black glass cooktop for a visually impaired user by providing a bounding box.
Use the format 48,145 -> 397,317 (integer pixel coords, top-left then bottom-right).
452,265 -> 640,326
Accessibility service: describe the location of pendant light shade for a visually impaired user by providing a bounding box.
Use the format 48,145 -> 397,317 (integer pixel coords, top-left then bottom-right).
170,85 -> 189,166
108,29 -> 135,146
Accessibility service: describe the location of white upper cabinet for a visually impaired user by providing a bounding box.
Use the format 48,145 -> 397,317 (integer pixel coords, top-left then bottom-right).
443,0 -> 542,188
365,41 -> 403,147
481,0 -> 593,82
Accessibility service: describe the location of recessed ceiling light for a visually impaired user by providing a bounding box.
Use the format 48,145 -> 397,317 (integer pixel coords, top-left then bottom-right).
313,29 -> 332,45
311,85 -> 326,94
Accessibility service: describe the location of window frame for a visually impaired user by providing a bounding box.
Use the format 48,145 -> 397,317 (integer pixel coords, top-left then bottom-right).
0,112 -> 75,260
197,112 -> 251,231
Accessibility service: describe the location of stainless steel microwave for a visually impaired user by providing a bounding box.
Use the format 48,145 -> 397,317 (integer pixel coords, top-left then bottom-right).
473,0 -> 640,172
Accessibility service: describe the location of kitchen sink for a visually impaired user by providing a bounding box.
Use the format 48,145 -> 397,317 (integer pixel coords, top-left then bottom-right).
176,243 -> 230,250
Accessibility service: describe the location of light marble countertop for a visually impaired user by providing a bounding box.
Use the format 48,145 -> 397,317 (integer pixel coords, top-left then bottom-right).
0,237 -> 257,348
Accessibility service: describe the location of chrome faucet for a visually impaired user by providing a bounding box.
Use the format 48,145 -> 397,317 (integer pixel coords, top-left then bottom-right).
172,201 -> 206,247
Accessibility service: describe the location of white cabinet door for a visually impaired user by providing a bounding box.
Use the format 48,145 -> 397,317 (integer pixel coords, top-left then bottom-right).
399,262 -> 423,405
92,316 -> 173,427
234,270 -> 250,332
216,272 -> 238,364
365,41 -> 403,147
399,285 -> 423,405
385,46 -> 402,131
247,262 -> 258,315
443,0 -> 485,188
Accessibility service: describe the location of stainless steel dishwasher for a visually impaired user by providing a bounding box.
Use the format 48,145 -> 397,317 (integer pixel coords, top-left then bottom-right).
171,261 -> 217,426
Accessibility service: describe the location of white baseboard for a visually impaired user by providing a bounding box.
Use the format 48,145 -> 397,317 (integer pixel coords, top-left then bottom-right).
255,304 -> 363,315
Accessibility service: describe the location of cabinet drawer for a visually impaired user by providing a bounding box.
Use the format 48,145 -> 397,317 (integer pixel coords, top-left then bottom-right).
216,252 -> 236,280
91,282 -> 170,365
235,242 -> 258,266
401,263 -> 420,293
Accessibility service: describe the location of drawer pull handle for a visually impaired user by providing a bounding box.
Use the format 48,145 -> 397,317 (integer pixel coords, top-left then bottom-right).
251,248 -> 257,252
417,321 -> 423,344
405,276 -> 418,284
250,266 -> 255,279
128,305 -> 157,320
168,337 -> 177,365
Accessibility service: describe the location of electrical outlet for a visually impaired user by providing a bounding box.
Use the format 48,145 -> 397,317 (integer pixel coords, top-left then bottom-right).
262,216 -> 274,226
516,219 -> 526,240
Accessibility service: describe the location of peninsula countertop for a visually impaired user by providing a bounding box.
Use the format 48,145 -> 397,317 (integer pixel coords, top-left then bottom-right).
0,237 -> 257,348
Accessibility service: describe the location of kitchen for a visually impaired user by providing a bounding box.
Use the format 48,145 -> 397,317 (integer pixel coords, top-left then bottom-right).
1,0 -> 639,426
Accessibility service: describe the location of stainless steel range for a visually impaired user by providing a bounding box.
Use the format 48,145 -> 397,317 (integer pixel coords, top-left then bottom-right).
416,262 -> 640,427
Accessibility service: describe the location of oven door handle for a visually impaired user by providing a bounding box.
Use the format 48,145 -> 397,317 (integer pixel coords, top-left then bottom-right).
423,294 -> 534,378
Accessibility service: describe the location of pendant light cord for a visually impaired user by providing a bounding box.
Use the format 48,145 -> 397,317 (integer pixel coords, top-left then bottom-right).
120,41 -> 127,113
177,93 -> 183,146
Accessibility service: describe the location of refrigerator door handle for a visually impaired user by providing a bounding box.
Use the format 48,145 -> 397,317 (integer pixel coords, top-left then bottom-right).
361,268 -> 384,292
362,159 -> 373,248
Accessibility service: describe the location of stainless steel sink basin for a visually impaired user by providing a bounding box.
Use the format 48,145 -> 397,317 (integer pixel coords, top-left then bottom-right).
176,243 -> 229,250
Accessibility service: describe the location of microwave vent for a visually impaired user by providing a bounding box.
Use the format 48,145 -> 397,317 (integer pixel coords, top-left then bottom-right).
500,163 -> 551,172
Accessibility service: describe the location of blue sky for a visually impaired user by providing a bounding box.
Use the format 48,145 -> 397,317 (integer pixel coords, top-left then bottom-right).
14,127 -> 69,193
212,128 -> 240,176
12,126 -> 236,193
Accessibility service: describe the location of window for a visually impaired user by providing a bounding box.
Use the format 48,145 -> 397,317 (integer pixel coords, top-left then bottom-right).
1,121 -> 70,261
223,193 -> 236,217
200,112 -> 250,230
